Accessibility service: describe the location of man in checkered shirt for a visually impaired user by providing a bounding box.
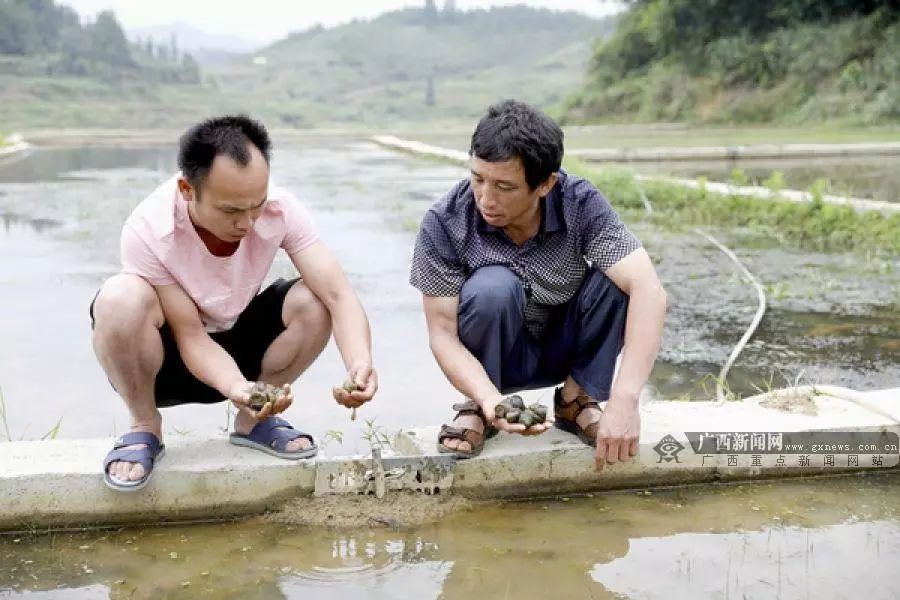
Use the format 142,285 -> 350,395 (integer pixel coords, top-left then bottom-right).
409,100 -> 667,470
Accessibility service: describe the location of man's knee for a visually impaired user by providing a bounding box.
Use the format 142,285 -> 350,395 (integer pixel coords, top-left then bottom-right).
579,269 -> 628,309
283,281 -> 331,334
459,266 -> 524,314
93,274 -> 163,333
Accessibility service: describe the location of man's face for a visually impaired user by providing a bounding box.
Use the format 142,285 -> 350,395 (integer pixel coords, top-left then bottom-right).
178,144 -> 269,243
469,156 -> 553,230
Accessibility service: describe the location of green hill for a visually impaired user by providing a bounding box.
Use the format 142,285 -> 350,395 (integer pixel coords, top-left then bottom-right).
564,0 -> 900,125
212,6 -> 614,127
0,3 -> 615,130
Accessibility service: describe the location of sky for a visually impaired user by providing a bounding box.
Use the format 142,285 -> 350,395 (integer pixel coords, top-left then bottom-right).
61,0 -> 625,43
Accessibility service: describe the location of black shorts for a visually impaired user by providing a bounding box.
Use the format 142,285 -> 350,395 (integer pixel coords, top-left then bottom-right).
90,277 -> 298,407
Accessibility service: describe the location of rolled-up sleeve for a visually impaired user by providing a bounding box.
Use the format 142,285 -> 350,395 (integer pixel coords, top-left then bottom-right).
580,184 -> 642,271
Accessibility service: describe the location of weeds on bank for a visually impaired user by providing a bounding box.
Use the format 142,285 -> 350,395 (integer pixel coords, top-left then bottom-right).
565,159 -> 900,256
0,385 -> 63,441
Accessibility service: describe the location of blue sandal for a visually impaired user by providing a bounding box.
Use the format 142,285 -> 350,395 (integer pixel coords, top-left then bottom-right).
102,432 -> 166,492
229,416 -> 318,460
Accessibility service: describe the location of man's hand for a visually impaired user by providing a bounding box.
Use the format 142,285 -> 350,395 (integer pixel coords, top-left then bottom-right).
594,397 -> 640,471
332,362 -> 378,408
482,393 -> 554,436
228,381 -> 293,420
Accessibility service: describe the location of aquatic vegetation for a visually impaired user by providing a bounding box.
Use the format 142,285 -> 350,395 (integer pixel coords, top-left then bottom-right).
565,159 -> 900,255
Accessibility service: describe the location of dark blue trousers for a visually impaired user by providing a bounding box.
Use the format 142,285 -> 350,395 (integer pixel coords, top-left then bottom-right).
457,266 -> 628,400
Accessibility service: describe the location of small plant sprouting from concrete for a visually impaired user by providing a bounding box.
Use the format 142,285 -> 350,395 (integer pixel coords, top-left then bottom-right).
319,429 -> 345,452
361,417 -> 394,453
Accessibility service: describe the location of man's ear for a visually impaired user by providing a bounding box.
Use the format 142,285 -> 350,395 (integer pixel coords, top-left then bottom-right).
536,172 -> 559,197
177,177 -> 195,202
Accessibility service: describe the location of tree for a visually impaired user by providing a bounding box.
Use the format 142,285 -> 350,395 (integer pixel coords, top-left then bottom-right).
425,75 -> 435,106
443,0 -> 457,19
424,0 -> 438,25
180,52 -> 200,83
88,10 -> 134,67
0,2 -> 30,54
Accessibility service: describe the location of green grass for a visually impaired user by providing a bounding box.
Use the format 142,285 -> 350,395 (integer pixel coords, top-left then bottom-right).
565,159 -> 900,255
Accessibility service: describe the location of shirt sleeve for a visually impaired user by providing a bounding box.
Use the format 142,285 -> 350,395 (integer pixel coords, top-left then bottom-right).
409,209 -> 466,297
279,191 -> 320,255
580,183 -> 642,271
120,223 -> 176,286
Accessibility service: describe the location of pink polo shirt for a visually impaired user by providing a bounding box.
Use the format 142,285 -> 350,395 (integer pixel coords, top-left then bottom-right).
120,174 -> 318,332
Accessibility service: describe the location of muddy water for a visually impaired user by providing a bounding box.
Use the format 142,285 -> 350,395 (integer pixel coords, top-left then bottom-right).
0,139 -> 897,451
2,473 -> 899,598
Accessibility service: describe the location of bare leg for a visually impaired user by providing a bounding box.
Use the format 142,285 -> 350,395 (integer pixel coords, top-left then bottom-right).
92,274 -> 165,482
232,281 -> 332,450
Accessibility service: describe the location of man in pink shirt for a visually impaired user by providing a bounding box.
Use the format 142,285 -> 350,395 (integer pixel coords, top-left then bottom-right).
91,115 -> 377,491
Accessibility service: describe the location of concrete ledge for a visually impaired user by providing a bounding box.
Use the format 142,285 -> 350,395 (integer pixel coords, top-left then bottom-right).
1,388 -> 897,532
398,389 -> 900,498
568,141 -> 900,162
0,134 -> 33,161
637,175 -> 898,214
370,135 -> 898,213
0,439 -> 315,532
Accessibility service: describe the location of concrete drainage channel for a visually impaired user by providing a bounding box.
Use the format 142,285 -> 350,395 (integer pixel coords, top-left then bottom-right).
1,387 -> 897,533
1,135 -> 897,533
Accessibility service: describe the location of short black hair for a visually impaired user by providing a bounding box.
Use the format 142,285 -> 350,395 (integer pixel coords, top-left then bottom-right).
177,115 -> 272,190
469,100 -> 564,190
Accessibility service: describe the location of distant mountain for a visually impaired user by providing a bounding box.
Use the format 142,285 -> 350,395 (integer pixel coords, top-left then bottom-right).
211,5 -> 617,126
128,22 -> 263,66
0,5 -> 618,129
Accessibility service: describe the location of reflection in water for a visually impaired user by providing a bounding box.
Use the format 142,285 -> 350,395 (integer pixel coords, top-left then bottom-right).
1,211 -> 63,233
591,521 -> 900,599
0,473 -> 898,599
0,147 -> 174,183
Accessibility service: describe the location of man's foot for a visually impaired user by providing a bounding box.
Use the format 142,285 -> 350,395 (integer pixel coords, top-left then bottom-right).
106,423 -> 163,484
233,410 -> 312,453
103,431 -> 165,491
553,387 -> 603,447
438,400 -> 497,458
229,416 -> 317,460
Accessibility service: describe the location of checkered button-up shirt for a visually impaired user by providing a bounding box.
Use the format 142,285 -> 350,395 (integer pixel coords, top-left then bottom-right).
409,169 -> 641,337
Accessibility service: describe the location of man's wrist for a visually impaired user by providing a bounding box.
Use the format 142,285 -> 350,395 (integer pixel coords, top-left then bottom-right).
608,387 -> 641,406
219,376 -> 248,397
475,390 -> 503,408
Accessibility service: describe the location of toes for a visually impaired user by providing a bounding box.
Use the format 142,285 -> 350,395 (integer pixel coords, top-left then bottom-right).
443,438 -> 460,450
457,441 -> 472,453
286,438 -> 311,452
129,464 -> 146,481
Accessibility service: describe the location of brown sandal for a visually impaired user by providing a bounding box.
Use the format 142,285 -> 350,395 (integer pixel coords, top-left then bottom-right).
437,400 -> 498,459
553,387 -> 602,447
